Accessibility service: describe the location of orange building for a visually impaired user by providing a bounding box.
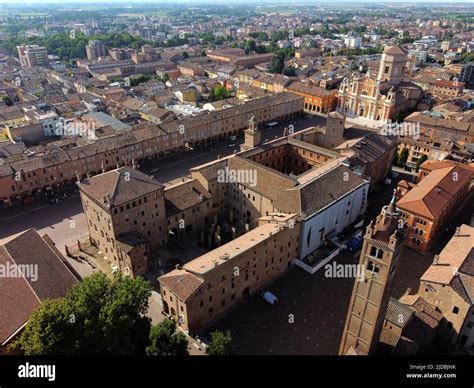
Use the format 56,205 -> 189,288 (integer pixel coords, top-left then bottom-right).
396,160 -> 474,253
287,82 -> 337,114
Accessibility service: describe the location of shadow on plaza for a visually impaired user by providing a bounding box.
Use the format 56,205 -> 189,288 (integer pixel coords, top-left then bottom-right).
0,195 -> 84,240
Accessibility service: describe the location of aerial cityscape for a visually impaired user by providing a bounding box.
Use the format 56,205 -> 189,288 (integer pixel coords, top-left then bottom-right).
0,0 -> 473,384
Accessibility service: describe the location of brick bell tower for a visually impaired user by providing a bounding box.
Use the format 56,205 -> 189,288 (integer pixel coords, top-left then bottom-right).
339,190 -> 405,355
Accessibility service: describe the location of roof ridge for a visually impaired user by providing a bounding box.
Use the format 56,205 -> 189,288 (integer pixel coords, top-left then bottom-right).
458,273 -> 474,305
2,238 -> 42,305
109,169 -> 121,206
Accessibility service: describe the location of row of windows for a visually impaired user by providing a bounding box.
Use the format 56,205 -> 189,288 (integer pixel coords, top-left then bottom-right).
113,196 -> 157,214
201,261 -> 293,313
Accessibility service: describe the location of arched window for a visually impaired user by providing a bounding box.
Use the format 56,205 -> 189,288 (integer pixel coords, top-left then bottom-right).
370,246 -> 383,259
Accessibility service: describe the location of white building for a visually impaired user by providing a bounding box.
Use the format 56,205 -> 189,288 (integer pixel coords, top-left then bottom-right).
297,163 -> 369,259
344,37 -> 362,49
408,49 -> 428,65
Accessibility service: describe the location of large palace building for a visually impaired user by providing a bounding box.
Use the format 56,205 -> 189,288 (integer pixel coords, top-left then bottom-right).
337,46 -> 422,123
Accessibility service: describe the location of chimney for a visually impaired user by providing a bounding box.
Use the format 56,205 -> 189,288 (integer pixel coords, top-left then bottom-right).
433,255 -> 439,265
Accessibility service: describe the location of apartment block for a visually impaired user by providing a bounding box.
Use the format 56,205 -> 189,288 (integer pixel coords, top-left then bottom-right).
17,45 -> 49,68
86,40 -> 107,60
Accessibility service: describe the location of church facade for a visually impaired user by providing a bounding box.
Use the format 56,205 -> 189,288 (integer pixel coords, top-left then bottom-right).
337,46 -> 422,123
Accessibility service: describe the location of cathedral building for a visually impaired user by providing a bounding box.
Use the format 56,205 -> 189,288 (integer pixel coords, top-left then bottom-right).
337,46 -> 422,123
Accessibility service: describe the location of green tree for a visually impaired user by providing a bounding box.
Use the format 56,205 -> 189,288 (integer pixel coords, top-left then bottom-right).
214,36 -> 225,46
10,272 -> 152,355
397,148 -> 409,166
244,39 -> 257,54
282,66 -> 296,77
146,319 -> 189,356
2,95 -> 13,106
393,150 -> 399,166
0,32 -> 151,61
159,73 -> 170,83
207,330 -> 233,355
130,74 -> 151,87
209,85 -> 229,102
268,52 -> 285,74
415,154 -> 428,172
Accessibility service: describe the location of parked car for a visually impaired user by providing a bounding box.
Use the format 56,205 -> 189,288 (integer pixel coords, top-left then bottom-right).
346,236 -> 363,252
261,291 -> 278,305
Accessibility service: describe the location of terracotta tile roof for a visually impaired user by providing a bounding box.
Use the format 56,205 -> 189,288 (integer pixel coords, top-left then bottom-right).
228,156 -> 299,213
3,229 -> 79,300
405,111 -> 474,134
385,297 -> 415,328
131,124 -> 167,142
287,81 -> 334,97
397,164 -> 474,219
190,158 -> 228,181
120,97 -> 146,111
116,231 -> 148,254
452,265 -> 474,305
78,166 -> 164,208
410,296 -> 444,329
159,270 -> 203,301
164,179 -> 211,216
298,164 -> 367,218
11,147 -> 70,174
421,224 -> 474,287
0,229 -> 78,344
419,159 -> 460,172
335,133 -> 396,164
384,45 -> 407,56
0,246 -> 41,345
379,326 -> 401,347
